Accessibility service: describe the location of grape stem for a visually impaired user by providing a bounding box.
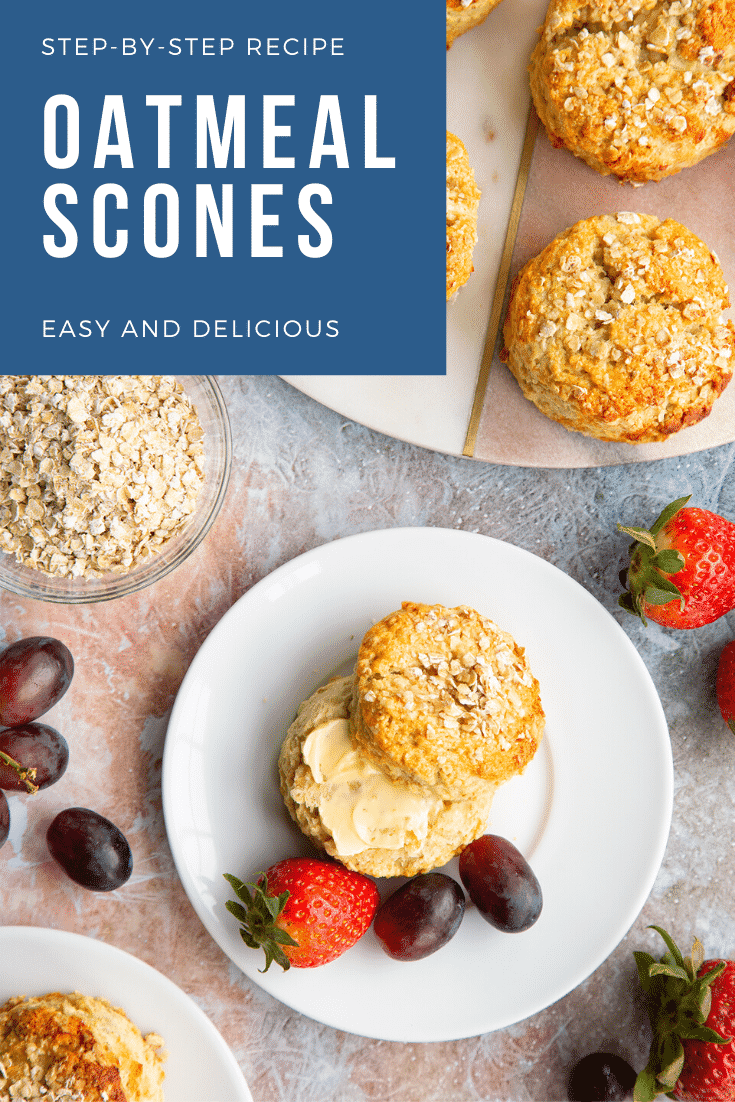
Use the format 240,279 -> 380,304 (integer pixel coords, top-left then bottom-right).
0,750 -> 38,794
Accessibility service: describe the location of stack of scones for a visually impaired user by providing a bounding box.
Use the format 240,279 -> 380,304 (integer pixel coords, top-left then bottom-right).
280,602 -> 544,878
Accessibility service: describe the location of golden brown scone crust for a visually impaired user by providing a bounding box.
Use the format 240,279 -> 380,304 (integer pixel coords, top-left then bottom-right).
0,993 -> 166,1102
446,132 -> 481,301
279,675 -> 496,878
529,0 -> 735,182
502,213 -> 734,443
447,0 -> 503,47
354,602 -> 544,800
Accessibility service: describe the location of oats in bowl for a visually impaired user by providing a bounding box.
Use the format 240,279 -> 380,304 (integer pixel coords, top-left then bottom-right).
0,375 -> 205,579
0,375 -> 231,603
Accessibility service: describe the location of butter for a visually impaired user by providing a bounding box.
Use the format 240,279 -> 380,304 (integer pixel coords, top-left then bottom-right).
303,718 -> 441,857
303,718 -> 364,782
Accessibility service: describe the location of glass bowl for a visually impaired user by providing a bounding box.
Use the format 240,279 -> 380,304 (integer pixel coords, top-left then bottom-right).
0,375 -> 231,604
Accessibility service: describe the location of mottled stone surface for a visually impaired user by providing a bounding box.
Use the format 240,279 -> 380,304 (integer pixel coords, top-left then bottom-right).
1,373 -> 733,1102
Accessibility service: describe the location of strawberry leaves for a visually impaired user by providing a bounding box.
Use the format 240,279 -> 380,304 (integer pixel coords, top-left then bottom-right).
634,927 -> 730,1101
618,497 -> 690,625
618,496 -> 691,545
223,871 -> 298,973
632,1068 -> 661,1102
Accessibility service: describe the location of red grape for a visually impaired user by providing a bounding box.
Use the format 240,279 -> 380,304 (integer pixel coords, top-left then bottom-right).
0,723 -> 69,791
47,807 -> 133,891
568,1053 -> 636,1101
0,637 -> 74,726
0,791 -> 9,849
459,834 -> 542,933
373,873 -> 465,961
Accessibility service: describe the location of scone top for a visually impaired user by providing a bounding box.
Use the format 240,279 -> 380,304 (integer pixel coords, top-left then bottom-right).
529,0 -> 735,182
353,602 -> 544,800
502,212 -> 734,443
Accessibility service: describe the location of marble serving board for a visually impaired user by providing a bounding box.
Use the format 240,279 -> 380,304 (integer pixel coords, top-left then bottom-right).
286,0 -> 735,467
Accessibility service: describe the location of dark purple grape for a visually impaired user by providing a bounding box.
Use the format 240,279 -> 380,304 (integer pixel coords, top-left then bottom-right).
458,834 -> 542,933
568,1053 -> 636,1101
0,637 -> 74,726
0,790 -> 9,849
47,807 -> 132,891
0,724 -> 69,791
373,873 -> 465,961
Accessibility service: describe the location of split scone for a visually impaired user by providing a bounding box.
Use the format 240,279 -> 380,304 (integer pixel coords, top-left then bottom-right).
447,0 -> 503,48
446,132 -> 481,301
279,602 -> 543,878
529,0 -> 735,183
502,213 -> 734,443
0,992 -> 165,1102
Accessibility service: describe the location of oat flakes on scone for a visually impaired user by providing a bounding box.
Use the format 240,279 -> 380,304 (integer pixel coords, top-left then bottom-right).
502,212 -> 734,443
353,601 -> 544,800
529,0 -> 735,182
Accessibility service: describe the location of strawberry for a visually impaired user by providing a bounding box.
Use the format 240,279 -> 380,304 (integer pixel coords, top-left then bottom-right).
223,857 -> 379,971
634,926 -> 735,1101
717,641 -> 735,736
618,495 -> 735,628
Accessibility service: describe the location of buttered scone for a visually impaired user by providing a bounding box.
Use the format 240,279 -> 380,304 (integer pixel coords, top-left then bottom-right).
280,603 -> 543,878
279,676 -> 496,878
0,992 -> 165,1102
446,132 -> 481,301
353,602 -> 543,800
502,213 -> 734,442
529,0 -> 735,183
447,0 -> 503,48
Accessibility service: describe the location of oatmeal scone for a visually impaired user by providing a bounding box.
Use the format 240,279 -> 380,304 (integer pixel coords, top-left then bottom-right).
447,0 -> 503,47
529,0 -> 735,182
0,992 -> 166,1102
353,602 -> 544,801
446,132 -> 481,301
279,676 -> 496,878
502,213 -> 734,442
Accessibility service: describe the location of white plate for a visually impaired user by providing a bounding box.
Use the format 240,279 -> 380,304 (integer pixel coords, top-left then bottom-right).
0,927 -> 252,1102
162,527 -> 673,1042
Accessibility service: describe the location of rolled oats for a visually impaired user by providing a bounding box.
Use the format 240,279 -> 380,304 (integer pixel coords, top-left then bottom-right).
0,376 -> 205,579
